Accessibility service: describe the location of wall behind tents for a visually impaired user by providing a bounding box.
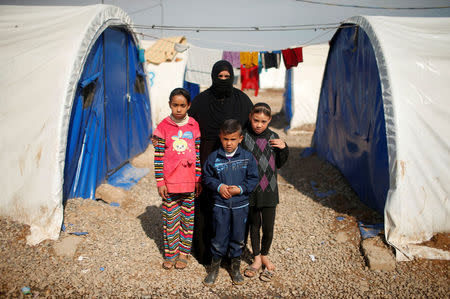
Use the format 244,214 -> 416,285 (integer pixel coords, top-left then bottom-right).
314,16 -> 450,260
0,5 -> 152,245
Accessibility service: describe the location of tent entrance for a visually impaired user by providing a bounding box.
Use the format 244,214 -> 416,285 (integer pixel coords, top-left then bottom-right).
63,27 -> 151,202
313,25 -> 389,214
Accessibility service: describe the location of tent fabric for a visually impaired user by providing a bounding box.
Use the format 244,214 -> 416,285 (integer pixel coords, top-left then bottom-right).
314,16 -> 450,260
0,5 -> 150,245
283,44 -> 329,130
259,62 -> 286,89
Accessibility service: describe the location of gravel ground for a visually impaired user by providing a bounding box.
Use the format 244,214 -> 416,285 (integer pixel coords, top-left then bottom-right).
1,89 -> 449,298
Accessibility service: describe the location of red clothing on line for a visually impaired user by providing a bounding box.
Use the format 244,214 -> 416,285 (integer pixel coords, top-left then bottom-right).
240,65 -> 259,96
281,47 -> 303,69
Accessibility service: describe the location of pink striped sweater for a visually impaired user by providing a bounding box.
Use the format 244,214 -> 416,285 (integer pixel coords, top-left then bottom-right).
153,116 -> 201,193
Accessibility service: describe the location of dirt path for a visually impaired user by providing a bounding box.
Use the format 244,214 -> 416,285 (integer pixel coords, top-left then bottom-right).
1,89 -> 449,298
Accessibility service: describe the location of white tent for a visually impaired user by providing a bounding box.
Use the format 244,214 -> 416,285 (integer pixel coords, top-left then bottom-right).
142,39 -> 188,127
314,16 -> 450,260
283,44 -> 329,130
259,63 -> 286,89
0,5 -> 152,245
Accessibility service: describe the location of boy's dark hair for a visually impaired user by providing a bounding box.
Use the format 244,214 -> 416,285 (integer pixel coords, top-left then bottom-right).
251,102 -> 272,117
220,119 -> 242,135
169,87 -> 191,103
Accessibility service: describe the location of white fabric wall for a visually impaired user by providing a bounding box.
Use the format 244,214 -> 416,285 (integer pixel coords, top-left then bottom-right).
0,5 -> 133,245
259,63 -> 286,89
349,16 -> 450,260
290,44 -> 329,129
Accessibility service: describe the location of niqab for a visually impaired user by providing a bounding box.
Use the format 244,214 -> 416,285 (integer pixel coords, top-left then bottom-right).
210,60 -> 234,99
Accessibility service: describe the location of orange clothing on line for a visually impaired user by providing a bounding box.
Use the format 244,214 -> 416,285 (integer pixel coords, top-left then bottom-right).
240,52 -> 259,68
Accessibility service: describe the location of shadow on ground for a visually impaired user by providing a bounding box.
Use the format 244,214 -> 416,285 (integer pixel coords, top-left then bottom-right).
269,109 -> 382,225
137,205 -> 164,257
279,145 -> 383,225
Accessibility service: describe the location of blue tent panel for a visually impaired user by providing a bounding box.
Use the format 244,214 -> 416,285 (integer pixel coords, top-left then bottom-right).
283,69 -> 293,130
104,28 -> 129,173
183,80 -> 200,99
313,25 -> 389,214
127,37 -> 152,158
63,27 -> 152,201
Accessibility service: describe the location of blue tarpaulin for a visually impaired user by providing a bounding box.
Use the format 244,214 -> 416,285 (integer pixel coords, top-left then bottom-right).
313,25 -> 389,215
63,27 -> 152,202
107,163 -> 149,190
283,68 -> 293,130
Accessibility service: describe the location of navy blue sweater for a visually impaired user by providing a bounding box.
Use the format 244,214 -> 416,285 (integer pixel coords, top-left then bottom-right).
203,146 -> 259,208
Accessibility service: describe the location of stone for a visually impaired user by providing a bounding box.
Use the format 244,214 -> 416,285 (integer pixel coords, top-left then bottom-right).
94,183 -> 129,205
53,236 -> 83,258
335,231 -> 349,243
361,236 -> 396,271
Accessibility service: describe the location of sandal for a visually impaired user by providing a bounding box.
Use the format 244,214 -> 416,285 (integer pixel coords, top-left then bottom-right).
162,260 -> 174,270
244,265 -> 261,278
175,256 -> 189,270
259,268 -> 274,282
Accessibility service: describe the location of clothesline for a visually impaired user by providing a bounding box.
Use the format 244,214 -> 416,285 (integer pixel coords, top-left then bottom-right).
143,32 -> 333,97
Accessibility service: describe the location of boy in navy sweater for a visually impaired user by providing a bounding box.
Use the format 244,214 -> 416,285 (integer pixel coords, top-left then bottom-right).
202,119 -> 258,286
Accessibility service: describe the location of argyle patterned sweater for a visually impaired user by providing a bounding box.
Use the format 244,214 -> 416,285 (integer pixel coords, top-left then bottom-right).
242,128 -> 289,207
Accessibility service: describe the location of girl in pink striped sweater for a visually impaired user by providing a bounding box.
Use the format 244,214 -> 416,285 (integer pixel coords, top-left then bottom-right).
153,88 -> 201,270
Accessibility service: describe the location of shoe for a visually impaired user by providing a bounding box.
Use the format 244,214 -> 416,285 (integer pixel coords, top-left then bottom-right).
259,268 -> 274,282
244,265 -> 261,278
203,257 -> 221,286
230,257 -> 244,285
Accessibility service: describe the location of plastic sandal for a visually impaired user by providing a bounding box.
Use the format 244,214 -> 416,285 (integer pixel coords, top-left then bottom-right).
259,269 -> 274,282
175,257 -> 189,270
244,265 -> 261,278
162,260 -> 174,270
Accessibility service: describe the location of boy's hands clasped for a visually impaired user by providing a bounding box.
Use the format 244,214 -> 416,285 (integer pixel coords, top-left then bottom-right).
219,184 -> 241,199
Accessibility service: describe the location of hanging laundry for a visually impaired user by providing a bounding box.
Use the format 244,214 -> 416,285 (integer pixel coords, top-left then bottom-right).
145,36 -> 187,65
240,52 -> 259,68
281,47 -> 303,69
240,65 -> 259,96
222,51 -> 241,68
185,45 -> 223,86
261,51 -> 281,69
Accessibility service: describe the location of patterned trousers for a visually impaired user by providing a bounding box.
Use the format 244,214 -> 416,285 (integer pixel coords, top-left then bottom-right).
162,192 -> 195,260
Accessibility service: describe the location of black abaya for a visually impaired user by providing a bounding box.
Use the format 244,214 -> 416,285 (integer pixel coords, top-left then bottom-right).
188,60 -> 253,264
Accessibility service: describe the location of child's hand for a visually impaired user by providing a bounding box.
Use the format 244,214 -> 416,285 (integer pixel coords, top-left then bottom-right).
269,138 -> 286,149
219,184 -> 232,199
151,136 -> 158,147
195,182 -> 202,197
227,185 -> 241,196
158,185 -> 169,199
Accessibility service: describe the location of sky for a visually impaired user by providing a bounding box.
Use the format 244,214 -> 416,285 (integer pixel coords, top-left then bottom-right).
2,0 -> 450,51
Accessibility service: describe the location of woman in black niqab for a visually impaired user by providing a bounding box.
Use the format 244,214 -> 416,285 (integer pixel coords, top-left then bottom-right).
188,60 -> 253,265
